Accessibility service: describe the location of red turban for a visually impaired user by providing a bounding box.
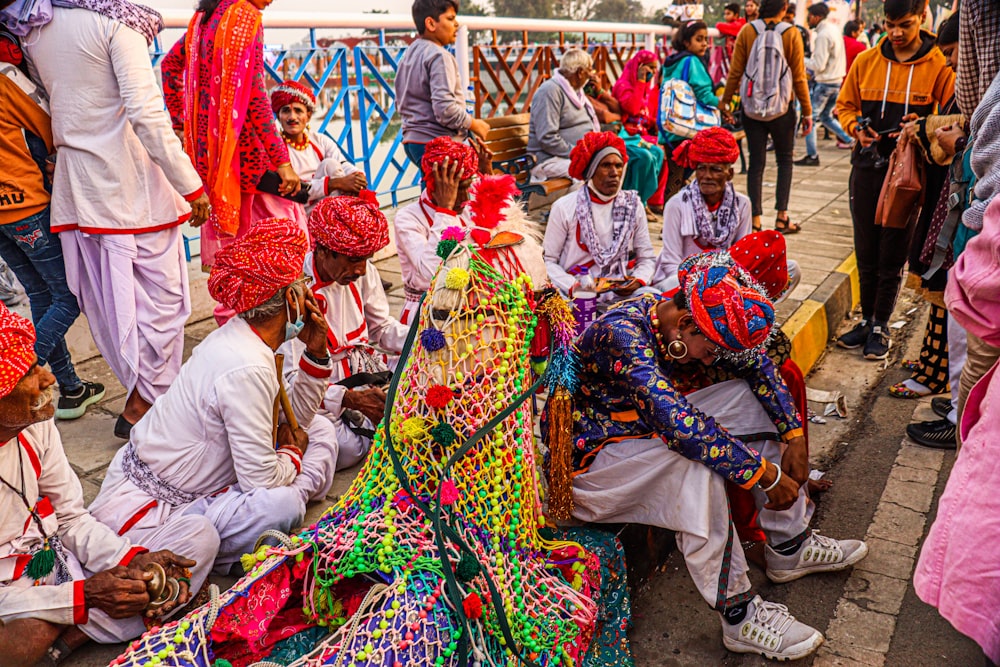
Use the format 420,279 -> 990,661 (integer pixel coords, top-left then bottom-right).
421,136 -> 478,194
0,33 -> 23,66
308,190 -> 389,257
568,131 -> 628,181
671,127 -> 740,169
678,252 -> 774,353
729,231 -> 789,301
0,304 -> 36,399
208,218 -> 308,314
270,80 -> 316,115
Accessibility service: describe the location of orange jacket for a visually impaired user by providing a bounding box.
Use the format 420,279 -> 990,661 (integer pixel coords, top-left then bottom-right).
0,74 -> 52,225
721,18 -> 812,117
836,33 -> 954,168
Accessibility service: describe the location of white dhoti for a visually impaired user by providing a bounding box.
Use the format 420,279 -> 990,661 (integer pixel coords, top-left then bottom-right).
60,227 -> 190,402
572,380 -> 814,609
109,418 -> 339,577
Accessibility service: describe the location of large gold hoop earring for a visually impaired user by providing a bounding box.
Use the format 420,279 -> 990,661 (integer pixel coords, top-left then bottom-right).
667,335 -> 688,360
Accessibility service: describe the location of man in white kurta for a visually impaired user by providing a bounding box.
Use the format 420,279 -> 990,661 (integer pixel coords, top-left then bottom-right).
23,6 -> 210,438
0,305 -> 213,665
393,136 -> 479,324
282,194 -> 409,469
89,219 -> 338,576
542,132 -> 655,303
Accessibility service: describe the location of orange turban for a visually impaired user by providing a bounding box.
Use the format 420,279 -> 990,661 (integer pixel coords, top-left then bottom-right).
671,127 -> 740,169
207,218 -> 308,314
0,304 -> 36,399
308,190 -> 389,257
568,131 -> 628,181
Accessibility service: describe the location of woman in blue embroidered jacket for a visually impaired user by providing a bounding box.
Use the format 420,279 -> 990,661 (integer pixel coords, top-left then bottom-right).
563,251 -> 868,661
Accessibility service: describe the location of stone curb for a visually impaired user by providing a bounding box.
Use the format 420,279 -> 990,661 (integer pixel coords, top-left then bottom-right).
781,253 -> 860,374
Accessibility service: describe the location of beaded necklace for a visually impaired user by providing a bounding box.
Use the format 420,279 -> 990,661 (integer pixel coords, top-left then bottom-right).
0,442 -> 56,580
649,301 -> 671,359
282,131 -> 310,151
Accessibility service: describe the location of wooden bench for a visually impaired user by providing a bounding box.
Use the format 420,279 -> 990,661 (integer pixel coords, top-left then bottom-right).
484,114 -> 573,205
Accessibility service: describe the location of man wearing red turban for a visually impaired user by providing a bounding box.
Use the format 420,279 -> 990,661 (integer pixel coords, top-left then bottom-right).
651,127 -> 755,292
277,193 -> 409,470
559,250 -> 867,661
394,136 -> 483,324
269,80 -> 366,231
89,218 -> 341,580
542,131 -> 656,303
0,304 -> 214,664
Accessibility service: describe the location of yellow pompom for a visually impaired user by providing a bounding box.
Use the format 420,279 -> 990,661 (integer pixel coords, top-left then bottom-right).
400,416 -> 427,441
444,267 -> 470,291
240,553 -> 257,573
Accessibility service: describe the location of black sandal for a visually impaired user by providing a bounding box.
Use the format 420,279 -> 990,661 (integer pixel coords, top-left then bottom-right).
775,215 -> 801,234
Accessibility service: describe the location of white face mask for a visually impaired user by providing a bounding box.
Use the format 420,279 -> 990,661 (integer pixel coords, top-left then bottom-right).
284,296 -> 305,341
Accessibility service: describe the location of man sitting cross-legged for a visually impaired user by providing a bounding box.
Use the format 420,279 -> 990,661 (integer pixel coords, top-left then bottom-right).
89,218 -> 339,577
280,192 -> 409,470
542,131 -> 656,304
555,251 -> 867,661
0,304 -> 212,667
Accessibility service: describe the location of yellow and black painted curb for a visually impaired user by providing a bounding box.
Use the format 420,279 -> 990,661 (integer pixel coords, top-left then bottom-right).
781,253 -> 860,375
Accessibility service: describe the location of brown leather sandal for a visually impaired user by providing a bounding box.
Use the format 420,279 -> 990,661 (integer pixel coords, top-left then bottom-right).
775,215 -> 801,234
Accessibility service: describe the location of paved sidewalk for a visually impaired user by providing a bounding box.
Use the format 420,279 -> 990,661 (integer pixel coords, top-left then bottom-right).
65,137 -> 870,665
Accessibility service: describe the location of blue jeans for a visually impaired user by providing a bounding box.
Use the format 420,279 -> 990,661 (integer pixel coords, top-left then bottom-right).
403,142 -> 427,189
0,207 -> 82,390
804,82 -> 852,157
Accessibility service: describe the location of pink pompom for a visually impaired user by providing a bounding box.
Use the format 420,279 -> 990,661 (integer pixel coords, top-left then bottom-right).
440,479 -> 460,505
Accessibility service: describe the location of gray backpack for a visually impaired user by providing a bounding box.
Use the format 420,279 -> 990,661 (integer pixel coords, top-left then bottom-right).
740,19 -> 794,121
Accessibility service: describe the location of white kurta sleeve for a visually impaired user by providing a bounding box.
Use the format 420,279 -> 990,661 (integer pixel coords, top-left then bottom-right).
732,195 -> 754,243
108,24 -> 203,199
542,199 -> 578,296
0,579 -> 82,626
34,423 -> 137,574
394,203 -> 461,291
629,206 -> 656,285
363,265 -> 409,354
286,351 -> 332,430
214,367 -> 299,489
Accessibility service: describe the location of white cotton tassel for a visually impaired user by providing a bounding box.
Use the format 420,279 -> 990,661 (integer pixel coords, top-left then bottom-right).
491,201 -> 549,289
430,243 -> 472,319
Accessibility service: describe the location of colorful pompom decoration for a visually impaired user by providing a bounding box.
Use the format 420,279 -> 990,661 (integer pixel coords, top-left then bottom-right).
444,267 -> 470,290
430,421 -> 457,447
439,479 -> 459,505
425,384 -> 454,409
455,552 -> 481,582
436,239 -> 458,260
400,416 -> 428,441
441,226 -> 466,241
420,328 -> 446,352
462,592 -> 484,619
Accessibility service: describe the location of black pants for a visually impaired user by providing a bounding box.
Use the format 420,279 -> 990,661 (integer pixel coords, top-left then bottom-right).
742,105 -> 796,216
849,165 -> 915,323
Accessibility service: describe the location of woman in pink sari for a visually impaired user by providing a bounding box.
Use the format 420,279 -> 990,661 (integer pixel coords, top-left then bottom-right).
612,49 -> 668,213
162,0 -> 301,275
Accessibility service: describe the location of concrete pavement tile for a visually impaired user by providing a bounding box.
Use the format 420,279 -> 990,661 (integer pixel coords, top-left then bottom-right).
880,473 -> 936,514
824,599 -> 896,654
814,644 -> 886,666
887,463 -> 937,485
183,316 -> 218,341
867,502 -> 927,547
894,442 -> 946,471
843,570 -> 909,616
73,356 -> 127,402
56,411 -> 125,474
854,537 -> 918,580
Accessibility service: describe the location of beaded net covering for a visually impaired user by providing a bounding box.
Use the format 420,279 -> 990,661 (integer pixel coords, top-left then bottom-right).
109,186 -> 610,667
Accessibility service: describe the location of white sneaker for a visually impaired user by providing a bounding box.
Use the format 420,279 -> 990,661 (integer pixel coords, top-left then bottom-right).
721,595 -> 824,660
766,532 -> 869,583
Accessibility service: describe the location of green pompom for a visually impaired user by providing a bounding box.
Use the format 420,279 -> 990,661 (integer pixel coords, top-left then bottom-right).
430,422 -> 457,447
213,660 -> 233,667
25,544 -> 55,580
455,553 -> 481,582
436,239 -> 458,260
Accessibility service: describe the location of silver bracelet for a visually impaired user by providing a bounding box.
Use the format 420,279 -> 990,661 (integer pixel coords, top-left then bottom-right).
760,465 -> 782,494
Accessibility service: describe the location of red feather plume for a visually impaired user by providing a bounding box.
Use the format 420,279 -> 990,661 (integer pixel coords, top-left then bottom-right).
357,189 -> 379,207
468,174 -> 519,230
